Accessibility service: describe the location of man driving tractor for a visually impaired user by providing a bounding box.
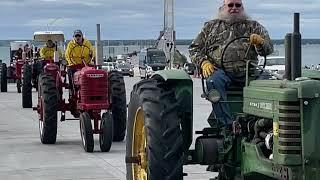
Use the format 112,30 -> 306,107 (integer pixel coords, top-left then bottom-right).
65,30 -> 95,67
189,0 -> 274,128
40,39 -> 62,61
65,29 -> 95,87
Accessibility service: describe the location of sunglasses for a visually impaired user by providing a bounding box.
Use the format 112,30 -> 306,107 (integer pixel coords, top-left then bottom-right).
75,34 -> 82,38
227,3 -> 242,8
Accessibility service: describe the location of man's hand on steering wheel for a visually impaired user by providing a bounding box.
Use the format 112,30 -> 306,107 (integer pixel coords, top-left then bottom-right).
250,34 -> 264,47
201,60 -> 216,78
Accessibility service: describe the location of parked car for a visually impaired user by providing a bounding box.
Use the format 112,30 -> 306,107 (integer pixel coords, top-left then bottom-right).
258,56 -> 285,79
117,62 -> 134,77
102,62 -> 116,72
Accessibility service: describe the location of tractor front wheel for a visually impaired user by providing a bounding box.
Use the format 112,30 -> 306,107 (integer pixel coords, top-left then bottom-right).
39,74 -> 58,144
22,64 -> 32,108
99,112 -> 113,152
80,112 -> 94,152
126,78 -> 184,180
108,71 -> 127,142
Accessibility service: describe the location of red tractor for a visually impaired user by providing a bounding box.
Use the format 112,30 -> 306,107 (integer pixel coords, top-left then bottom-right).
34,32 -> 127,152
0,41 -> 33,94
21,31 -> 66,109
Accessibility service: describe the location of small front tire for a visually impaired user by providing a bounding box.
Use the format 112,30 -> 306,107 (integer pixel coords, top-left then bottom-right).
99,112 -> 113,152
80,112 -> 94,152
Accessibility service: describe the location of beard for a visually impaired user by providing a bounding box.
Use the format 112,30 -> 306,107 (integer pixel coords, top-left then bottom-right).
217,7 -> 249,23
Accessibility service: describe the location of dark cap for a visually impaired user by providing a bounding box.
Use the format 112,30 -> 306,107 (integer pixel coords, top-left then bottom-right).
73,29 -> 83,36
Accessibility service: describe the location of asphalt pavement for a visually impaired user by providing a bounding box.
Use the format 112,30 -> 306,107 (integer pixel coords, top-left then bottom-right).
0,75 -> 217,180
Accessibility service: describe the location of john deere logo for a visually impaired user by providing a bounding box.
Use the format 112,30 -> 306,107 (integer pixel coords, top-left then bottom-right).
249,102 -> 272,110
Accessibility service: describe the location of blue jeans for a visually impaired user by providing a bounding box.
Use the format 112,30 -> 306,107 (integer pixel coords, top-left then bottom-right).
206,69 -> 244,126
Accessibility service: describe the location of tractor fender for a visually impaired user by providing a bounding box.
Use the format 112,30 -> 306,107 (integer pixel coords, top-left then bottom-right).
152,69 -> 194,151
152,69 -> 192,81
44,63 -> 59,80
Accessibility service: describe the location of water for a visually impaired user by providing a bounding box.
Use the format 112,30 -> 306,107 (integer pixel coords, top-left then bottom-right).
176,44 -> 320,66
0,44 -> 319,66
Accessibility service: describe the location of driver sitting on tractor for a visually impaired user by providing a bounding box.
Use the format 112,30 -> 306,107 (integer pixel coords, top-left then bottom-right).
40,39 -> 62,61
189,0 -> 274,129
14,48 -> 23,59
65,30 -> 95,87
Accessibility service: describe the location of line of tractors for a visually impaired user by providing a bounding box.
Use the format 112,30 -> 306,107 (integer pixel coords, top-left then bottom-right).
1,13 -> 319,179
0,30 -> 127,153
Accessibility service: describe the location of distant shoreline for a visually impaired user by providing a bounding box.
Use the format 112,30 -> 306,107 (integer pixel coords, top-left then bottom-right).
0,39 -> 319,46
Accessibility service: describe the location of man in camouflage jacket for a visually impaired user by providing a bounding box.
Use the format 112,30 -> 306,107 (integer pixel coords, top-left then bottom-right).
189,0 -> 274,127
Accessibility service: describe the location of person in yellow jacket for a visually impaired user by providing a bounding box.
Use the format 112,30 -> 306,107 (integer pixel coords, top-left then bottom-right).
40,39 -> 62,61
65,30 -> 95,89
65,30 -> 95,67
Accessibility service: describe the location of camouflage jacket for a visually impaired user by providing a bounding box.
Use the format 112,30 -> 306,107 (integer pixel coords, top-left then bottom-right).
189,19 -> 274,77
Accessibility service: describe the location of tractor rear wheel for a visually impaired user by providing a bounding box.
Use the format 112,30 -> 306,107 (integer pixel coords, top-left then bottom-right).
22,64 -> 32,108
99,112 -> 113,152
39,74 -> 58,144
0,62 -> 7,92
80,112 -> 94,152
108,71 -> 127,142
126,78 -> 184,180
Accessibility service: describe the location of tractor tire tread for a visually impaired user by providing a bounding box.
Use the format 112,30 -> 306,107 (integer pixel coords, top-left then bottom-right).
22,64 -> 32,108
109,71 -> 127,142
39,74 -> 58,144
126,78 -> 183,180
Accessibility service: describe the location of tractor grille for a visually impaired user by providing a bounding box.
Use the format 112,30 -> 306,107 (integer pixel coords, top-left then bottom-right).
80,74 -> 108,105
278,101 -> 301,155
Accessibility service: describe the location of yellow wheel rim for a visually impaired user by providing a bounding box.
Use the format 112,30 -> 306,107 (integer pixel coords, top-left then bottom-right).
132,107 -> 147,180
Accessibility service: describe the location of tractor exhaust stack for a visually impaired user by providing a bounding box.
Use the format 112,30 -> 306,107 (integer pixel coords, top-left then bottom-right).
291,13 -> 302,80
95,24 -> 103,68
284,33 -> 292,80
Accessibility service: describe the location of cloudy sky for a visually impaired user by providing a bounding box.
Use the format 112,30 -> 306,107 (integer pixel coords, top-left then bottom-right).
0,0 -> 319,40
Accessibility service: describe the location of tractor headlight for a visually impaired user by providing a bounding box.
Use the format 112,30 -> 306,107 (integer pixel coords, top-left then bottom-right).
207,89 -> 221,103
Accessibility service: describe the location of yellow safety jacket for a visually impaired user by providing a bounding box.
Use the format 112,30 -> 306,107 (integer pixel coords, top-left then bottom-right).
65,38 -> 95,66
40,46 -> 63,61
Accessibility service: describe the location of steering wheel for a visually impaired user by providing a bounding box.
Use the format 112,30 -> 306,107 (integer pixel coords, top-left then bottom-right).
220,36 -> 267,74
201,36 -> 267,101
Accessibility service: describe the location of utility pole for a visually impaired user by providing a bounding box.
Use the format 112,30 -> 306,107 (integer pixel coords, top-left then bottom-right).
155,0 -> 175,69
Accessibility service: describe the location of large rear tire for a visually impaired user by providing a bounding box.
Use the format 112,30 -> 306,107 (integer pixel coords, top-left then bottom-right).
39,74 -> 58,144
22,64 -> 32,108
109,71 -> 127,142
0,63 -> 7,92
126,78 -> 184,180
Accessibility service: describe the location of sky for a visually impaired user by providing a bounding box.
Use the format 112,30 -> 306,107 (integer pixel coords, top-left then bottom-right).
0,0 -> 319,40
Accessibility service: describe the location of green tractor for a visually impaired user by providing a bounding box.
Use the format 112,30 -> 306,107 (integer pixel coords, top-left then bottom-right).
125,13 -> 320,180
